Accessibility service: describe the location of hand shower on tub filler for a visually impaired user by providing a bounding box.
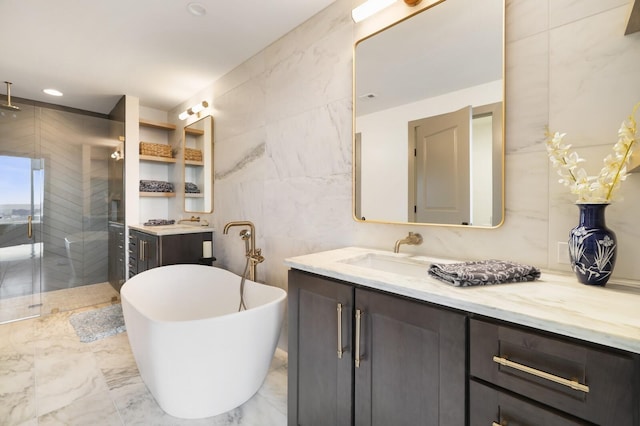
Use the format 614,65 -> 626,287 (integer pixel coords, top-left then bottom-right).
223,221 -> 265,311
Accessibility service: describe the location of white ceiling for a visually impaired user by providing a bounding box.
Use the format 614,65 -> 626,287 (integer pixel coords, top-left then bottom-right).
0,0 -> 336,114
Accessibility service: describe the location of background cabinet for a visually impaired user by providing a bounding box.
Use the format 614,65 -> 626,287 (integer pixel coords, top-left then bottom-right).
128,229 -> 212,278
108,222 -> 125,291
288,270 -> 466,426
128,230 -> 158,277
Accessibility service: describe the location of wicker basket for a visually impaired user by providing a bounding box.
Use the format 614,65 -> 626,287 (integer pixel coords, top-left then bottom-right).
185,148 -> 203,162
140,142 -> 172,158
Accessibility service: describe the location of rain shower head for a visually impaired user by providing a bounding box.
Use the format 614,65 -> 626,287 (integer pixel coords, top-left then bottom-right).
1,81 -> 20,111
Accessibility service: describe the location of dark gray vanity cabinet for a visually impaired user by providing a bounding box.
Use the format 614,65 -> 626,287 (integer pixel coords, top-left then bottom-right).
470,380 -> 587,425
128,229 -> 213,278
470,319 -> 639,425
353,287 -> 466,426
108,221 -> 126,291
128,230 -> 159,276
288,270 -> 354,426
288,270 -> 466,426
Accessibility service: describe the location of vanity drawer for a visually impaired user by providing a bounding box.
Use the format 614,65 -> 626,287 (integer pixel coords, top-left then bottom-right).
470,380 -> 587,426
470,319 -> 637,425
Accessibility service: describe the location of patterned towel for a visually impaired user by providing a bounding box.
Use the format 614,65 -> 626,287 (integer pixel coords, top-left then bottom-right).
185,182 -> 201,193
428,260 -> 541,287
144,219 -> 175,226
140,180 -> 174,193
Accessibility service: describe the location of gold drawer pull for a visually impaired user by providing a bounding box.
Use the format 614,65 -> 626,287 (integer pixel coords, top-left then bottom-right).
355,309 -> 363,368
337,303 -> 343,359
493,356 -> 589,393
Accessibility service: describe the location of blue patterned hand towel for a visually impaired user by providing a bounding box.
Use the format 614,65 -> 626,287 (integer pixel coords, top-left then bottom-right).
428,260 -> 541,287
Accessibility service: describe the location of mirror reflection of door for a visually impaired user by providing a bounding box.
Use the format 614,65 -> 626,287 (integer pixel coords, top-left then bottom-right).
410,106 -> 471,225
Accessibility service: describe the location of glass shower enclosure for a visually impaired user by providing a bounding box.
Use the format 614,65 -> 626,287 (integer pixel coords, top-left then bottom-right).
0,100 -> 124,323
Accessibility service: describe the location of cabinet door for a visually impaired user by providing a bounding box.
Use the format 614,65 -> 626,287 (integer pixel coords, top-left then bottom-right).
108,222 -> 125,290
470,380 -> 588,426
354,288 -> 466,426
288,270 -> 354,426
159,233 -> 210,266
128,232 -> 140,277
141,233 -> 158,271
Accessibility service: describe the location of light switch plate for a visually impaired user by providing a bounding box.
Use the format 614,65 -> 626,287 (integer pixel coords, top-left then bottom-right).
557,242 -> 570,264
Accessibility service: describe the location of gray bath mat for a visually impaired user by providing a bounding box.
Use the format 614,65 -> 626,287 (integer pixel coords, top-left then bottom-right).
69,304 -> 126,343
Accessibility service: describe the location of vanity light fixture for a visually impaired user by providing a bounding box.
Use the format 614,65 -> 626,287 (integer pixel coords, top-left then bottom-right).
351,0 -> 422,22
352,0 -> 396,23
178,100 -> 209,120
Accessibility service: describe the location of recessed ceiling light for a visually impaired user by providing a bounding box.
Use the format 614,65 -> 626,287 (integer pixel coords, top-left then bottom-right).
43,88 -> 63,97
186,2 -> 207,16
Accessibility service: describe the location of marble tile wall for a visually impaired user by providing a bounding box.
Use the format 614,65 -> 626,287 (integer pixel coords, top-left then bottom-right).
169,0 -> 640,348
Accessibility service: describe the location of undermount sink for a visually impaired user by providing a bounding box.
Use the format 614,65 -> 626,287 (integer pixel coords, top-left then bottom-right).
339,253 -> 431,279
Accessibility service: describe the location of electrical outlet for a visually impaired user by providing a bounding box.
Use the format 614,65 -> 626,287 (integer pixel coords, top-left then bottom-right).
557,242 -> 570,264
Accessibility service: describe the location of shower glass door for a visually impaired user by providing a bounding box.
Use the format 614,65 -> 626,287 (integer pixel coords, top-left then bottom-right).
0,102 -> 44,322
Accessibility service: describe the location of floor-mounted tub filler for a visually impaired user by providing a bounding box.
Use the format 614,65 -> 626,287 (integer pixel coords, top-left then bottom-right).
121,264 -> 286,419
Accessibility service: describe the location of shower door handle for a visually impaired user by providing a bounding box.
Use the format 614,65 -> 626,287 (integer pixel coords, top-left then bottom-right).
27,215 -> 33,239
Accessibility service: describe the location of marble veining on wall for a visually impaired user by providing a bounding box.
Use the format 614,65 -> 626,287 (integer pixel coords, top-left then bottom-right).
215,142 -> 266,180
187,0 -> 640,298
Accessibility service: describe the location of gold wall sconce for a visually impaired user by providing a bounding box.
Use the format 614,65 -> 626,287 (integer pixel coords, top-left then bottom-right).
179,100 -> 209,120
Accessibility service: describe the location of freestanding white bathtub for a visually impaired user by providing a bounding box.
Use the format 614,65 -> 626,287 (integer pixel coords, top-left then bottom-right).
120,264 -> 286,419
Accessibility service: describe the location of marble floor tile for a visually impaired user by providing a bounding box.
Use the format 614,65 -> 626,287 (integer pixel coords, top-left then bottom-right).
38,391 -> 122,426
0,292 -> 288,426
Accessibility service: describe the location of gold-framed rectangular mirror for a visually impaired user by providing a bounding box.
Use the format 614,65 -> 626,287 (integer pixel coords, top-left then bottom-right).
354,0 -> 505,227
183,115 -> 213,213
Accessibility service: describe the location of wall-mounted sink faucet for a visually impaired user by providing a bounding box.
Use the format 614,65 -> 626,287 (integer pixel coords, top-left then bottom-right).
223,220 -> 264,281
178,216 -> 209,226
394,232 -> 423,253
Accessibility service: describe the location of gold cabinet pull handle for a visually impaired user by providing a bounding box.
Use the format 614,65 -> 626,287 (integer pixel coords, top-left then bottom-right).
139,240 -> 145,261
493,356 -> 589,393
492,422 -> 501,426
337,303 -> 343,359
355,309 -> 363,368
27,215 -> 33,238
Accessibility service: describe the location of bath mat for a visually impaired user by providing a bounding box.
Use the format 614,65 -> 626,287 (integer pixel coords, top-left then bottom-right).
69,304 -> 126,343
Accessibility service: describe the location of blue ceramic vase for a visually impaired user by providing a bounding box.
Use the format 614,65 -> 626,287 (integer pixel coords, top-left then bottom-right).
568,203 -> 617,286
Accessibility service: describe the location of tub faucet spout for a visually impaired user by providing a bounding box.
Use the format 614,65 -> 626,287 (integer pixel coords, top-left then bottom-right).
394,232 -> 423,253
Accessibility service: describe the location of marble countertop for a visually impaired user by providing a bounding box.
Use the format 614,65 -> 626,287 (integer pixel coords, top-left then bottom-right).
284,247 -> 640,354
129,223 -> 215,236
